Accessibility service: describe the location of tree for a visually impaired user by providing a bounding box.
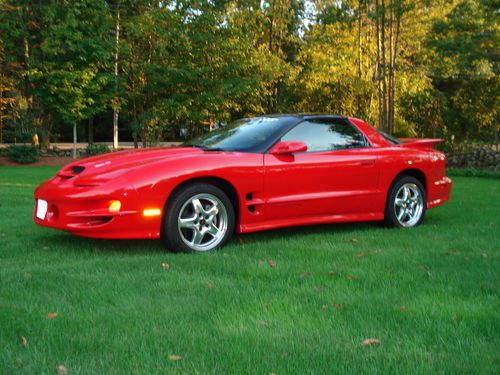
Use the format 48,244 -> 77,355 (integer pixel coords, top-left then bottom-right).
0,0 -> 47,145
0,22 -> 17,143
0,0 -> 496,150
28,0 -> 113,157
425,0 -> 499,142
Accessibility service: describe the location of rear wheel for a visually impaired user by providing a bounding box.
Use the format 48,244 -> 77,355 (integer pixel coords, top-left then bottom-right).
162,183 -> 235,252
384,176 -> 426,227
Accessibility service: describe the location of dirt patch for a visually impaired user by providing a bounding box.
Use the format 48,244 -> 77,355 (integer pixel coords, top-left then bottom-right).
0,156 -> 77,167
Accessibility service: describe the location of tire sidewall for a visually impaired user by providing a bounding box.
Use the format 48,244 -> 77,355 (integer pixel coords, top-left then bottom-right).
162,183 -> 235,253
385,176 -> 426,228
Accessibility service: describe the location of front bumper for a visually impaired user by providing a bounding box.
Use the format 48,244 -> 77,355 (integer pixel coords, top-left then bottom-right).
33,178 -> 162,239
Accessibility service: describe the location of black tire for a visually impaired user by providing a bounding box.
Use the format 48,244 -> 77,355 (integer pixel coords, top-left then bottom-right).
384,176 -> 426,228
162,183 -> 235,253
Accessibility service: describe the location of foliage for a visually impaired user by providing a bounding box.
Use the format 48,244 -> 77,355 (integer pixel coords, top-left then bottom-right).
0,0 -> 497,147
86,143 -> 110,156
5,144 -> 39,163
425,0 -> 499,143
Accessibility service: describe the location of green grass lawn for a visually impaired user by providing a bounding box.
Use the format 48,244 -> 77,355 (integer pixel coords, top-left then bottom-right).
1,167 -> 499,374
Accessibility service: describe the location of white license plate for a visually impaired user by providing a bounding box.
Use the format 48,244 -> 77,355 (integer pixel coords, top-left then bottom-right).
36,199 -> 48,220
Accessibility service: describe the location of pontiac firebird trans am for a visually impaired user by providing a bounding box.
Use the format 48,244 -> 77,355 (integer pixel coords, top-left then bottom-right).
34,115 -> 452,252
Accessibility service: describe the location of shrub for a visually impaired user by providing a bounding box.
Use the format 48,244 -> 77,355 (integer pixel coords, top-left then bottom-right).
6,145 -> 39,164
86,143 -> 110,156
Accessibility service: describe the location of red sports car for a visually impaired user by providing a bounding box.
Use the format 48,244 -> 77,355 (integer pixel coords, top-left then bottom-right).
34,115 -> 452,252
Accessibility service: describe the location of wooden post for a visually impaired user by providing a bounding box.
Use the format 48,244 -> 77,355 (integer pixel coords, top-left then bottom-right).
73,122 -> 77,159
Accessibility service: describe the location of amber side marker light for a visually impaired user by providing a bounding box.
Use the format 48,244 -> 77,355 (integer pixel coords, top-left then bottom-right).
143,208 -> 161,217
109,200 -> 121,213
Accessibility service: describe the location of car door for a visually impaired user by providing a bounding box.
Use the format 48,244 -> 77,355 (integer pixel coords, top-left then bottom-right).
263,118 -> 380,221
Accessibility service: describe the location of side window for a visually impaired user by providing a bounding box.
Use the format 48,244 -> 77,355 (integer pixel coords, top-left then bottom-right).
281,120 -> 366,152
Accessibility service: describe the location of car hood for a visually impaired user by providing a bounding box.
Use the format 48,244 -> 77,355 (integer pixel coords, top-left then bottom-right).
58,147 -> 204,186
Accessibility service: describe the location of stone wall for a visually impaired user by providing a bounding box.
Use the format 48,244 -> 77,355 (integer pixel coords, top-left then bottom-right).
446,144 -> 500,171
40,147 -> 87,158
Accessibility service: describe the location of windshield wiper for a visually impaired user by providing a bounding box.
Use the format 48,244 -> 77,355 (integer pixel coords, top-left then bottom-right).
191,145 -> 226,152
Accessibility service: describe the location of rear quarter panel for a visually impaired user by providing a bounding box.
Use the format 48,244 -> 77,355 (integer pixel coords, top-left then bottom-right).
376,147 -> 449,211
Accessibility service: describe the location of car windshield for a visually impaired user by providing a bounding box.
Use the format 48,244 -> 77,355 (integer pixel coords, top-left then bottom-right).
184,116 -> 297,152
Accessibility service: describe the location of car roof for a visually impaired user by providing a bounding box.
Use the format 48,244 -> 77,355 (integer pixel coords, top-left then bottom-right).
257,113 -> 348,121
256,114 -> 392,148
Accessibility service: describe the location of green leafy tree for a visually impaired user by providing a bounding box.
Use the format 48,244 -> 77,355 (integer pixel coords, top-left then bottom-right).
1,0 -> 497,150
0,0 -> 48,145
27,0 -> 113,157
425,0 -> 499,142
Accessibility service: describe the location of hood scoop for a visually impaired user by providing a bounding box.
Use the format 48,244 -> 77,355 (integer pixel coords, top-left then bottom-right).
57,165 -> 86,180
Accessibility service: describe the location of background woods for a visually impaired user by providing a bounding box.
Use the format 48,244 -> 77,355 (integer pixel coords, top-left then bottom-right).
0,0 -> 498,148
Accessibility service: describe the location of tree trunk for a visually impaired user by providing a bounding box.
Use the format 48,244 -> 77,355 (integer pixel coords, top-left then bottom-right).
268,0 -> 277,112
113,4 -> 120,150
23,37 -> 30,103
380,0 -> 388,132
388,0 -> 394,134
41,115 -> 51,151
357,0 -> 362,115
495,123 -> 498,151
0,88 -> 3,144
88,116 -> 94,144
389,0 -> 402,135
375,0 -> 382,129
133,100 -> 138,149
269,0 -> 275,52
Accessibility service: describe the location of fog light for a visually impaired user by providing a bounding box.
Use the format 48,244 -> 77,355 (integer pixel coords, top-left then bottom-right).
109,200 -> 121,213
143,208 -> 161,217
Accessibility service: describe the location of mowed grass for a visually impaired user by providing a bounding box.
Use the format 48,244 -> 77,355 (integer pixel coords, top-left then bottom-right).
0,167 -> 498,374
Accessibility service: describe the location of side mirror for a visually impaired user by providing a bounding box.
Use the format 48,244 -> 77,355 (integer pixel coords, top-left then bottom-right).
269,141 -> 308,155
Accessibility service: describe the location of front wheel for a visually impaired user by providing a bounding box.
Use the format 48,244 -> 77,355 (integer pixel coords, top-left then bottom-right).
162,183 -> 235,252
384,176 -> 426,228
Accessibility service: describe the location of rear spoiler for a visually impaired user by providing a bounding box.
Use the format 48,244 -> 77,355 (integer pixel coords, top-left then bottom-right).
397,138 -> 443,149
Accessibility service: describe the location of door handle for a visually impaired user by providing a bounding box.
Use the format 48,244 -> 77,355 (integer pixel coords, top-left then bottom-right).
360,159 -> 376,166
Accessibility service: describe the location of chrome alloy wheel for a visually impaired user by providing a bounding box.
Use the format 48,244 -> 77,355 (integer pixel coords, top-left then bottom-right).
177,193 -> 228,251
393,183 -> 424,227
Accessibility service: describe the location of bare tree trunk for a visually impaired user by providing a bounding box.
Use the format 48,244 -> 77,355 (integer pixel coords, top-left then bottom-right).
495,123 -> 498,151
357,0 -> 362,115
275,0 -> 287,109
269,0 -> 275,53
389,0 -> 402,135
0,88 -> 3,144
388,0 -> 393,134
267,0 -> 276,112
23,37 -> 30,103
133,99 -> 138,149
375,0 -> 382,129
88,117 -> 94,144
113,4 -> 120,150
357,1 -> 362,79
41,122 -> 50,150
380,0 -> 388,132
